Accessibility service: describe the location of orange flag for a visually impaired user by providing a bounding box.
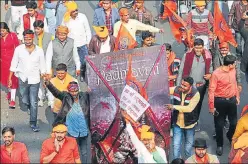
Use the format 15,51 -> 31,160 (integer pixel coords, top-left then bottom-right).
213,1 -> 237,47
164,4 -> 193,47
161,0 -> 177,19
114,24 -> 137,51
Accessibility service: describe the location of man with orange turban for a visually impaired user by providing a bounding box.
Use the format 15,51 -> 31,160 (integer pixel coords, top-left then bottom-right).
121,110 -> 168,163
40,123 -> 81,163
62,1 -> 91,82
114,7 -> 164,42
45,25 -> 81,78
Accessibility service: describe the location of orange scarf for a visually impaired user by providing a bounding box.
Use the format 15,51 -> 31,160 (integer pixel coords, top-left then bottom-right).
195,154 -> 210,163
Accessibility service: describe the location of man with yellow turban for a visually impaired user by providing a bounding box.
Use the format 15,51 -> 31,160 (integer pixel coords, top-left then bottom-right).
186,0 -> 214,49
40,123 -> 81,163
121,110 -> 168,163
62,1 -> 91,82
113,7 -> 164,42
89,26 -> 116,55
45,25 -> 81,79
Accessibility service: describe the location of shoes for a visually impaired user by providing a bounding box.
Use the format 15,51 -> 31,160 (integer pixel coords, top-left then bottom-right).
216,147 -> 223,156
212,131 -> 216,138
195,122 -> 201,132
27,109 -> 30,115
9,101 -> 15,109
38,100 -> 44,107
30,125 -> 40,132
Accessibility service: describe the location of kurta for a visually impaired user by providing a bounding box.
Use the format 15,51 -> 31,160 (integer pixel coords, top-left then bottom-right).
0,32 -> 19,89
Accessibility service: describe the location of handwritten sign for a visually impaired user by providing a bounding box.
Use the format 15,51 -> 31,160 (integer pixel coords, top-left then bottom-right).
120,85 -> 150,121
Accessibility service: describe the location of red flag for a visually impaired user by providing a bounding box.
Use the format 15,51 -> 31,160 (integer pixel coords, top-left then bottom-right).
114,24 -> 137,51
213,1 -> 237,47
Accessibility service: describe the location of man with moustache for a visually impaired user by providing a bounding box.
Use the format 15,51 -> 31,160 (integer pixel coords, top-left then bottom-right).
166,77 -> 200,159
40,123 -> 81,163
8,29 -> 46,132
185,138 -> 219,163
0,127 -> 30,163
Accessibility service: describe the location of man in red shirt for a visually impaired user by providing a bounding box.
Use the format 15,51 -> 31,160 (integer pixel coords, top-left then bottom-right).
40,123 -> 81,163
0,127 -> 30,163
208,55 -> 240,156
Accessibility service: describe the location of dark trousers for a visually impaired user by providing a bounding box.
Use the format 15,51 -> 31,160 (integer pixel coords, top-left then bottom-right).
196,84 -> 207,117
68,133 -> 91,163
214,97 -> 237,147
77,45 -> 88,81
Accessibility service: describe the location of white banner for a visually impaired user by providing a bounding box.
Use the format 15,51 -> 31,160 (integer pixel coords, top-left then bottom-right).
119,85 -> 150,121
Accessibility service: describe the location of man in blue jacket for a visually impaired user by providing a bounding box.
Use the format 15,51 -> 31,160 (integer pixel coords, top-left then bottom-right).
93,0 -> 120,35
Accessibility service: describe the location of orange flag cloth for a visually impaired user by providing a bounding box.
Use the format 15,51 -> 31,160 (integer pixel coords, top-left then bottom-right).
114,24 -> 137,51
213,1 -> 237,47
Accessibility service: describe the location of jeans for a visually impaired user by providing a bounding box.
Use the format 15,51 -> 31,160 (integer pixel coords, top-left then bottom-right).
173,124 -> 195,159
235,32 -> 243,57
214,97 -> 237,147
77,45 -> 88,80
68,133 -> 92,163
56,3 -> 67,28
45,9 -> 56,35
18,79 -> 40,126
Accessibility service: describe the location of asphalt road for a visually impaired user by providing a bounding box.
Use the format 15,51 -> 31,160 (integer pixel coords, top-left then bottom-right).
1,1 -> 248,163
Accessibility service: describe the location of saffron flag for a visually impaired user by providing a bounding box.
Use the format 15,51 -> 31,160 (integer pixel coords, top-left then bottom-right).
165,4 -> 193,47
114,24 -> 137,51
161,0 -> 177,19
213,1 -> 237,47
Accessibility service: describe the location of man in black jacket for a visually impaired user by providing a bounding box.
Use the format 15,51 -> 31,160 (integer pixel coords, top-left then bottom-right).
239,11 -> 248,83
44,78 -> 91,164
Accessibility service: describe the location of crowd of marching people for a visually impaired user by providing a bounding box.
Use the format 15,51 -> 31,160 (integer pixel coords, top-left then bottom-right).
1,0 -> 248,163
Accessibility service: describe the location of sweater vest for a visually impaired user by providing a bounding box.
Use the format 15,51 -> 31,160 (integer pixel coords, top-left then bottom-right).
34,32 -> 52,55
52,37 -> 75,70
173,86 -> 199,126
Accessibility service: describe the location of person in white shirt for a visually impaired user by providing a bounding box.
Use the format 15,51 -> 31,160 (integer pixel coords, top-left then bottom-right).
88,26 -> 116,55
17,1 -> 48,41
61,1 -> 91,82
113,7 -> 164,40
121,110 -> 168,163
8,29 -> 46,132
45,25 -> 81,79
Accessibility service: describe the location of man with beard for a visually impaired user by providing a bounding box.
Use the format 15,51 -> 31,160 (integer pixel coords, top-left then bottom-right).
208,55 -> 240,156
8,29 -> 46,132
44,79 -> 91,163
40,123 -> 81,163
176,38 -> 212,132
185,138 -> 219,163
0,127 -> 30,163
166,77 -> 200,160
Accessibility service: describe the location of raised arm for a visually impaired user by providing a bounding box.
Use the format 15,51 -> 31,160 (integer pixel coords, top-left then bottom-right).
44,81 -> 65,101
